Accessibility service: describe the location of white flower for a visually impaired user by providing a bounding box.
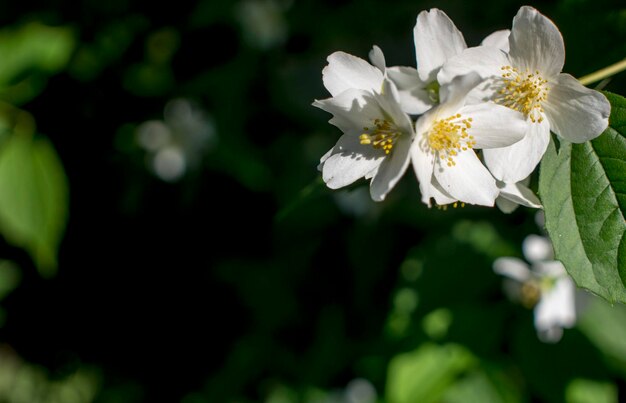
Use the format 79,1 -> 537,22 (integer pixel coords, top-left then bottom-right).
384,9 -> 467,115
439,6 -> 610,182
495,176 -> 542,214
410,73 -> 527,207
136,98 -> 215,182
314,79 -> 414,201
388,10 -> 512,115
494,235 -> 576,343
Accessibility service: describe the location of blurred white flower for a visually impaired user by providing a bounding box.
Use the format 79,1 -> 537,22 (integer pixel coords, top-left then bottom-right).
236,0 -> 289,49
136,98 -> 216,182
494,234 -> 577,343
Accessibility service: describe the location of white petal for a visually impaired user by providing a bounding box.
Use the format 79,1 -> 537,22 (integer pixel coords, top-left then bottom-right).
313,89 -> 379,134
537,327 -> 563,343
438,72 -> 484,113
458,103 -> 527,148
497,180 -> 542,209
543,73 -> 610,143
364,164 -> 379,180
509,6 -> 564,78
430,176 -> 457,205
319,148 -> 333,169
534,274 -> 576,335
495,196 -> 519,214
373,79 -> 414,135
414,9 -> 467,82
322,51 -> 384,97
322,133 -> 385,189
370,136 -> 412,201
493,257 -> 531,282
387,66 -> 434,114
483,119 -> 550,182
481,29 -> 510,51
534,260 -> 566,278
369,45 -> 386,72
410,139 -> 436,206
523,235 -> 554,263
438,46 -> 509,86
433,150 -> 498,206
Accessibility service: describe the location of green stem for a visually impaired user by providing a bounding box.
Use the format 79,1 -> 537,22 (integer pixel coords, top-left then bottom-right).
579,58 -> 626,86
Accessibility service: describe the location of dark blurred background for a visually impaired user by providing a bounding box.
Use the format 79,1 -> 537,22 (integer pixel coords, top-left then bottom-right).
0,0 -> 625,402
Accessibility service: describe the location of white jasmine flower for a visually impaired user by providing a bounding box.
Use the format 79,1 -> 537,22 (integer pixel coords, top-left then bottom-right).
383,9 -> 467,115
314,79 -> 413,201
439,6 -> 610,183
410,73 -> 527,207
495,177 -> 542,214
494,234 -> 576,343
321,44 -> 427,117
388,10 -> 512,116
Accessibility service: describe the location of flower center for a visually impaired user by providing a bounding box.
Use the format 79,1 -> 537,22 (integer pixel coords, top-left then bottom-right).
360,118 -> 401,155
496,66 -> 549,123
425,81 -> 440,103
521,280 -> 541,308
426,114 -> 475,167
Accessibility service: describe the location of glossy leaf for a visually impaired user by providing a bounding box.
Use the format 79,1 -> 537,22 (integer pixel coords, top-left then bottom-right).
539,91 -> 626,303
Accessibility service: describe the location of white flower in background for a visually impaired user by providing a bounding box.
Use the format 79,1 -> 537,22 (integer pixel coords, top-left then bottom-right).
236,0 -> 288,49
137,98 -> 216,182
495,176 -> 542,214
314,79 -> 413,201
439,6 -> 610,183
494,234 -> 577,343
411,73 -> 527,207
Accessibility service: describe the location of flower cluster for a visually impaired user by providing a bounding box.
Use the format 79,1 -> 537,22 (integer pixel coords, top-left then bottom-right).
314,6 -> 610,209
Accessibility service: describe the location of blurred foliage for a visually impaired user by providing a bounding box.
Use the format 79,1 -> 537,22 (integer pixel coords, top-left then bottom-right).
0,0 -> 623,402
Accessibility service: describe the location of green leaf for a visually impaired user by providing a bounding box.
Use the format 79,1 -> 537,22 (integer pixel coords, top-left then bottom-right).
539,91 -> 626,303
0,22 -> 76,104
386,343 -> 475,403
577,297 -> 626,372
0,133 -> 69,276
566,379 -> 617,403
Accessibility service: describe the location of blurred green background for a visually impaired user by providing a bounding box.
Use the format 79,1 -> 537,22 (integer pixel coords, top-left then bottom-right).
0,0 -> 625,402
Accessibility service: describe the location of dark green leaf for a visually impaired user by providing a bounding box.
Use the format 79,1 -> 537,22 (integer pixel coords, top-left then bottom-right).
539,91 -> 626,303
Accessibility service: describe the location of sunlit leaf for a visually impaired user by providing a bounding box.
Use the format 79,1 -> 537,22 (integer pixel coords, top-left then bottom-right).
444,371 -> 520,403
539,91 -> 626,303
566,378 -> 617,403
0,22 -> 75,104
386,343 -> 475,403
0,133 -> 69,276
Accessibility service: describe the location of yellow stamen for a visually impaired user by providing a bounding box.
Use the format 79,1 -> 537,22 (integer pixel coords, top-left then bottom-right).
360,118 -> 401,155
426,114 -> 475,167
496,66 -> 549,123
